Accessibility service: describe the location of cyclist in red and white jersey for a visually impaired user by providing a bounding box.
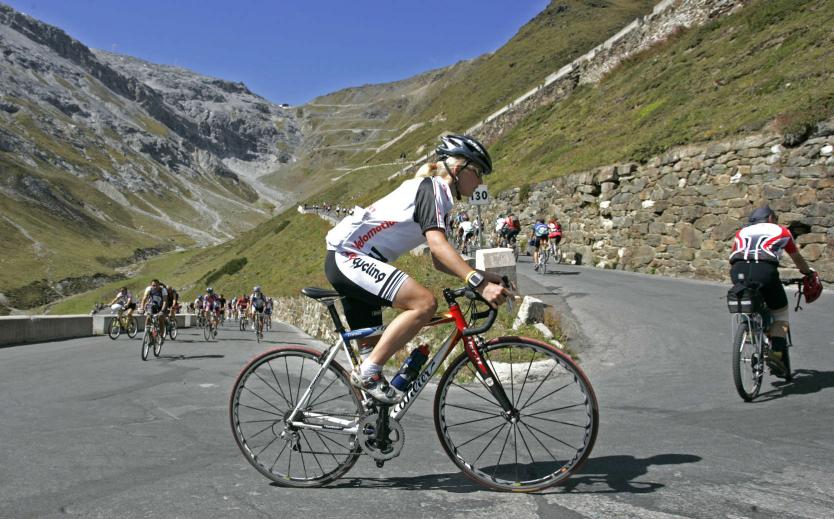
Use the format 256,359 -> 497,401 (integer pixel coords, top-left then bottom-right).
729,206 -> 818,376
324,134 -> 509,403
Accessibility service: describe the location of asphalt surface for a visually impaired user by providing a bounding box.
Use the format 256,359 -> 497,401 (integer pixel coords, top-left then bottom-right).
1,259 -> 832,518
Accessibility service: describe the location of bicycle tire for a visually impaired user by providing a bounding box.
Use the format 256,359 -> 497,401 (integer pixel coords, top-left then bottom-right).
783,330 -> 793,382
732,320 -> 762,401
230,346 -> 363,487
127,318 -> 138,339
169,319 -> 178,340
203,322 -> 212,342
107,318 -> 121,340
434,337 -> 598,492
141,331 -> 151,361
153,324 -> 163,357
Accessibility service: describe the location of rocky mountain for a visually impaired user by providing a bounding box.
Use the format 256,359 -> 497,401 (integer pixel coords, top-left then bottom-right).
0,3 -> 300,309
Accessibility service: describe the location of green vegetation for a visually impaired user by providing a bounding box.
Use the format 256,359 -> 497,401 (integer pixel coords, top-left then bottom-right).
204,257 -> 249,286
487,0 -> 834,191
39,0 -> 834,321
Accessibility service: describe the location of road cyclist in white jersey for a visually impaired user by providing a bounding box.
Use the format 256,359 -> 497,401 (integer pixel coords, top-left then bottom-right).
109,287 -> 136,320
324,134 -> 510,404
140,279 -> 168,331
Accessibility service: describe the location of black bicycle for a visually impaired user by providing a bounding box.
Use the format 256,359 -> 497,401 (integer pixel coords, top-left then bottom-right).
728,278 -> 804,401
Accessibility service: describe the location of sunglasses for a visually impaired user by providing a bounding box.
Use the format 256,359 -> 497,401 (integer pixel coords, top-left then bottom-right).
462,161 -> 483,179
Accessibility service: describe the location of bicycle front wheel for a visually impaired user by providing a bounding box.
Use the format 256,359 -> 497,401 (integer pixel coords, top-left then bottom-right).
434,337 -> 598,492
203,322 -> 212,342
107,318 -> 121,340
141,332 -> 151,361
153,327 -> 163,357
732,320 -> 763,401
230,347 -> 363,487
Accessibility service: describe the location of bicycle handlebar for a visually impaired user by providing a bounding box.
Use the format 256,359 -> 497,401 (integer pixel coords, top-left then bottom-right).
445,276 -> 512,337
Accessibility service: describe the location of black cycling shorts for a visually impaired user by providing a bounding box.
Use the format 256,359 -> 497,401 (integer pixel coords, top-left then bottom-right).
325,250 -> 405,330
730,261 -> 788,310
124,302 -> 137,311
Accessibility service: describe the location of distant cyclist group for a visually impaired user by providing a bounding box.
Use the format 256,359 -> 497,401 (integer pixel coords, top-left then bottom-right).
106,282 -> 275,351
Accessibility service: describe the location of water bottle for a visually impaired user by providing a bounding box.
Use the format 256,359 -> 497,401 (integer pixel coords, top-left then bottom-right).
390,345 -> 430,392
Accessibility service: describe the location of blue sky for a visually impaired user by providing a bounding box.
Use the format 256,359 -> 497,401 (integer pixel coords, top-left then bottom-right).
5,0 -> 550,105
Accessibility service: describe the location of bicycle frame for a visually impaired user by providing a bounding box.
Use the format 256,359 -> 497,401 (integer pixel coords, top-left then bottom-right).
285,290 -> 511,436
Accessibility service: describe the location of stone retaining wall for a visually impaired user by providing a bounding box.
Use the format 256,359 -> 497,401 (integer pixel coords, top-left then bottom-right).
484,126 -> 834,283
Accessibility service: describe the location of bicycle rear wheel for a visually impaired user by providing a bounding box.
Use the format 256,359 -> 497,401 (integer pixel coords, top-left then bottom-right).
168,319 -> 178,340
107,318 -> 121,340
230,347 -> 363,487
434,337 -> 598,492
127,317 -> 138,338
732,320 -> 763,401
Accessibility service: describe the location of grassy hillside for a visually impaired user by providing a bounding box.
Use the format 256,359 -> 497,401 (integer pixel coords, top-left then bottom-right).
268,0 -> 658,197
53,0 -> 834,315
489,0 -> 834,192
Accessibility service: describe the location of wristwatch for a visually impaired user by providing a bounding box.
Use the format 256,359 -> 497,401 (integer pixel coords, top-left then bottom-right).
466,271 -> 485,290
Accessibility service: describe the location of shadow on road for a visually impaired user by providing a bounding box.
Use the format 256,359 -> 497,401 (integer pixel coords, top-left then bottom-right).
559,453 -> 702,494
306,453 -> 701,494
318,472 -> 483,493
756,369 -> 834,401
158,354 -> 225,361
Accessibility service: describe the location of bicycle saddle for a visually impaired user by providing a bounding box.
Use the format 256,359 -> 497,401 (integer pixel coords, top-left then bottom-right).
301,287 -> 341,300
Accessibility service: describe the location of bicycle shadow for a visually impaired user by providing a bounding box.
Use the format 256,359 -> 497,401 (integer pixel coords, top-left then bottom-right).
755,369 -> 834,402
158,354 -> 225,361
558,453 -> 701,494
319,453 -> 700,494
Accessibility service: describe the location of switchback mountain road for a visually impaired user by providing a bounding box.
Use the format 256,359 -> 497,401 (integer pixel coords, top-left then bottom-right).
1,261 -> 832,518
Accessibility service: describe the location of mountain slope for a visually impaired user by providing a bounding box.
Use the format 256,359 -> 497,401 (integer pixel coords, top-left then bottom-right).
51,0 -> 834,313
268,0 -> 658,196
0,3 -> 299,310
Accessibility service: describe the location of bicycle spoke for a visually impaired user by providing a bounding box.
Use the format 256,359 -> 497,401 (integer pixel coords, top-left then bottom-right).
242,387 -> 286,416
446,413 -> 504,428
255,432 -> 282,457
474,422 -> 508,466
253,370 -> 291,409
444,402 -> 501,416
522,421 -> 579,452
312,430 -> 341,463
514,349 -> 537,408
284,356 -> 294,404
455,421 -> 507,450
519,421 -> 559,463
525,402 -> 586,417
296,357 -> 306,408
519,362 -> 560,409
268,441 -> 290,473
492,424 -> 513,480
521,381 -> 574,411
524,413 -> 586,428
300,431 -> 323,477
266,361 -> 292,408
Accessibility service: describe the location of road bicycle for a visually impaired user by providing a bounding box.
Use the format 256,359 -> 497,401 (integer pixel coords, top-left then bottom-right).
728,278 -> 804,401
204,312 -> 218,342
230,282 -> 598,492
141,312 -> 164,361
239,314 -> 249,332
498,233 -> 520,262
108,306 -> 138,340
536,239 -> 560,275
252,312 -> 265,343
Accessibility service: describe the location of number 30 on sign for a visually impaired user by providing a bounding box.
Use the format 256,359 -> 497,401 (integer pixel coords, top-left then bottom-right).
469,185 -> 489,205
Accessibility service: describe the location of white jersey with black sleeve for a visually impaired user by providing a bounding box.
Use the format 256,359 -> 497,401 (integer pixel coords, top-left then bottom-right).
326,176 -> 454,262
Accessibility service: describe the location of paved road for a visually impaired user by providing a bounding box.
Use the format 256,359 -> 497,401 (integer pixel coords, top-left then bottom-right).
1,261 -> 832,518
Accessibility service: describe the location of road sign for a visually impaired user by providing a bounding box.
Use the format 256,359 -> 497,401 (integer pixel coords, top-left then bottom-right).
469,184 -> 489,205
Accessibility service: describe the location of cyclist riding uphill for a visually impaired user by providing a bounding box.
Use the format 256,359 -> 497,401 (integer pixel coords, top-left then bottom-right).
729,205 -> 822,376
140,279 -> 168,329
532,219 -> 549,271
324,134 -> 510,404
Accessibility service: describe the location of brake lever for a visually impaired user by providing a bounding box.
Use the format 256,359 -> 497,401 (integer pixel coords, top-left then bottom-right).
501,275 -> 517,314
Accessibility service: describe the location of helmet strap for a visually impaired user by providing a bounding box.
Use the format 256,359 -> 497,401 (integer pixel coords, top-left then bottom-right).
442,159 -> 462,201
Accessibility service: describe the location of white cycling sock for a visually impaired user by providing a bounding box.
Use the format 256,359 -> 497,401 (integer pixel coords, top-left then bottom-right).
359,361 -> 382,378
